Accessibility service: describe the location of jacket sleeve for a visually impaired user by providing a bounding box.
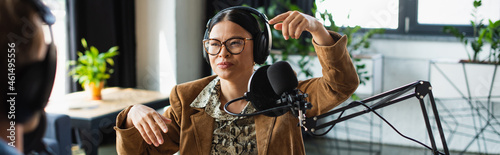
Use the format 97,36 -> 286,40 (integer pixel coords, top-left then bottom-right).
299,31 -> 359,117
114,86 -> 182,155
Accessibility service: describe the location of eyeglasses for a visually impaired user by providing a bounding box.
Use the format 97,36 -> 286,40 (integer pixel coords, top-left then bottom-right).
203,38 -> 252,56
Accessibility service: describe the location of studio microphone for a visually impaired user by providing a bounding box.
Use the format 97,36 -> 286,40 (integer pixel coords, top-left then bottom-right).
223,65 -> 292,117
267,61 -> 298,96
267,61 -> 312,125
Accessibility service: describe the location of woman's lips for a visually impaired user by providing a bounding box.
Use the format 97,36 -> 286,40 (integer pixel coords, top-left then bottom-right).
217,62 -> 233,69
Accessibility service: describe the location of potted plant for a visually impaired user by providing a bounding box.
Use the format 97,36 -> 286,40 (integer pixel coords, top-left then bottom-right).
68,38 -> 119,100
443,0 -> 500,64
432,0 -> 500,100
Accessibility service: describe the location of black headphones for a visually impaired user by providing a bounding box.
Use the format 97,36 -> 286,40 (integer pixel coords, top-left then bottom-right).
203,6 -> 272,65
16,0 -> 57,123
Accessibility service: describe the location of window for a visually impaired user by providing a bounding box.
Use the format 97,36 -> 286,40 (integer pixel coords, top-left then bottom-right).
418,0 -> 500,25
315,0 -> 399,29
315,0 -> 500,35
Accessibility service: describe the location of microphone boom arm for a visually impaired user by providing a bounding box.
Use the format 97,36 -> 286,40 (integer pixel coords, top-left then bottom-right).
301,81 -> 450,155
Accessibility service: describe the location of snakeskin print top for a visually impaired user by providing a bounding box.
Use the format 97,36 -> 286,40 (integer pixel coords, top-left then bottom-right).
190,77 -> 258,155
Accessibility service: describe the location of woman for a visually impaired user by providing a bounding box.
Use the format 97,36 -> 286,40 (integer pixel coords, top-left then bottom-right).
115,6 -> 358,155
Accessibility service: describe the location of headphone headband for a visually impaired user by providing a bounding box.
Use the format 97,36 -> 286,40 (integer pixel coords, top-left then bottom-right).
219,6 -> 269,22
25,0 -> 55,25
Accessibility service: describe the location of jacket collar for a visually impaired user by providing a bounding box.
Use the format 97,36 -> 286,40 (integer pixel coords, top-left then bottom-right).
190,77 -> 220,109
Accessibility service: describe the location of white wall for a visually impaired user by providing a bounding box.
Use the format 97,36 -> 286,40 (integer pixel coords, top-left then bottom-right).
136,0 -> 204,95
175,0 -> 205,84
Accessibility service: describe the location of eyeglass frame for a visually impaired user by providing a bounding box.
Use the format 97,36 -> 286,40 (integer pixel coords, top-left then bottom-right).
203,37 -> 253,56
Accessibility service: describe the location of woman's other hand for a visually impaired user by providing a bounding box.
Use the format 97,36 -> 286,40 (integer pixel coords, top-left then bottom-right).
125,104 -> 172,147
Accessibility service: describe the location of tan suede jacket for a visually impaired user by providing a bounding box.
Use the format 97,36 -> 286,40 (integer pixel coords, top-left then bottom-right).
114,31 -> 359,155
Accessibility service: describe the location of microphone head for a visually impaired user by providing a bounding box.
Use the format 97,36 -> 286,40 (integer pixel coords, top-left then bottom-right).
246,65 -> 288,117
267,61 -> 298,95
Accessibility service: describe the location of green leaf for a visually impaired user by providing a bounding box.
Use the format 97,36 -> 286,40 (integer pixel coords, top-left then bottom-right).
81,38 -> 88,49
289,5 -> 301,11
473,0 -> 482,8
106,58 -> 115,66
107,46 -> 119,53
90,46 -> 99,58
351,94 -> 360,101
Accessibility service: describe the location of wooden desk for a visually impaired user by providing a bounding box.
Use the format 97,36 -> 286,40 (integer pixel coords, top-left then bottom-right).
46,87 -> 169,155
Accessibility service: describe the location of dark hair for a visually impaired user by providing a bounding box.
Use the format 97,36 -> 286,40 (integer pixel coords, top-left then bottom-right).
207,9 -> 262,43
0,0 -> 45,68
208,9 -> 261,38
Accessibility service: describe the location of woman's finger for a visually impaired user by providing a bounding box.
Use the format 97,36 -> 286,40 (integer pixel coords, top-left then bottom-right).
273,23 -> 283,31
281,13 -> 292,40
142,121 -> 160,147
268,11 -> 290,25
161,115 -> 172,124
152,113 -> 169,133
287,14 -> 303,39
294,19 -> 307,39
145,114 -> 164,146
136,123 -> 153,145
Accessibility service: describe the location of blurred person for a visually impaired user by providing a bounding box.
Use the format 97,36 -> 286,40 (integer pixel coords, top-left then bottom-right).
0,0 -> 57,154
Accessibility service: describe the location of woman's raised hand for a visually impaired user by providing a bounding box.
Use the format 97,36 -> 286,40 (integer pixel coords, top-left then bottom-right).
126,104 -> 172,147
269,11 -> 334,46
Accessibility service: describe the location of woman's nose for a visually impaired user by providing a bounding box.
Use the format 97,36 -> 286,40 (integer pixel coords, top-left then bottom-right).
218,45 -> 231,58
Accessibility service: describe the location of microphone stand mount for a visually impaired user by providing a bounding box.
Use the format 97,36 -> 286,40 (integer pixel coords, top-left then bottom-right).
300,81 -> 450,155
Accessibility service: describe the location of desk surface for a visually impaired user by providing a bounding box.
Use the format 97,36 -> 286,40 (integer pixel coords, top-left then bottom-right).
46,87 -> 169,119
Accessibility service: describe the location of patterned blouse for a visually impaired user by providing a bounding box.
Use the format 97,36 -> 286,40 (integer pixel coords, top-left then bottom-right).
190,77 -> 258,155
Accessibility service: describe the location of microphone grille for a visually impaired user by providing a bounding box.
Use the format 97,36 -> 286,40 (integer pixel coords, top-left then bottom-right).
267,61 -> 298,95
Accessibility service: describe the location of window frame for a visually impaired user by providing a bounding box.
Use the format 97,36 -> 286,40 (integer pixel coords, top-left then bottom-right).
324,0 -> 476,36
403,0 -> 474,36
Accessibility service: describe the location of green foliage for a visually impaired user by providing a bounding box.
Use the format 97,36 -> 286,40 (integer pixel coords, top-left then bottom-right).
68,38 -> 119,88
254,0 -> 315,78
481,19 -> 500,63
443,0 -> 500,64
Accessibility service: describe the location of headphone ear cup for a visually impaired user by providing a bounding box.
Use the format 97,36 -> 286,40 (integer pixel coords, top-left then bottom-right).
252,33 -> 261,64
17,63 -> 45,123
203,32 -> 209,64
16,43 -> 56,123
254,32 -> 269,64
203,20 -> 211,64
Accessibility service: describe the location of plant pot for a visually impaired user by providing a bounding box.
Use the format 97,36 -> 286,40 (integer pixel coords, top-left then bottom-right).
429,59 -> 499,99
85,81 -> 104,100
